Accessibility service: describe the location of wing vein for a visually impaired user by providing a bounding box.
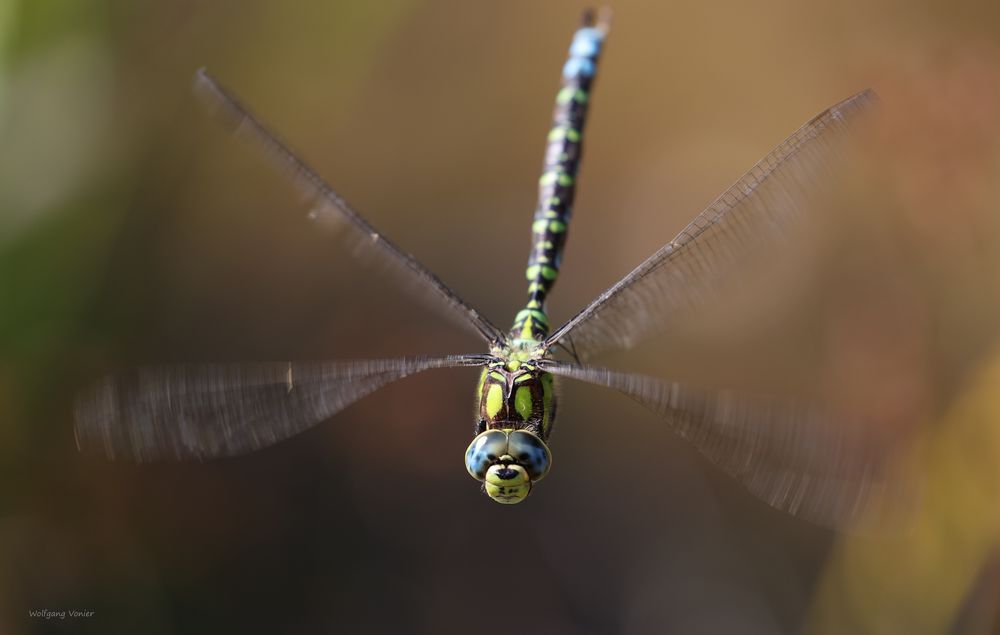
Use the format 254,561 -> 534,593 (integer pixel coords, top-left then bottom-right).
540,359 -> 912,529
193,69 -> 505,346
75,355 -> 490,461
545,90 -> 876,359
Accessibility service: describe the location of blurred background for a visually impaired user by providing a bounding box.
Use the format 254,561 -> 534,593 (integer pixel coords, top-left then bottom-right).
3,0 -> 1000,633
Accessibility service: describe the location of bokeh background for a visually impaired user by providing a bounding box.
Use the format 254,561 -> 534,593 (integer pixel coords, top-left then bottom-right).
3,0 -> 1000,633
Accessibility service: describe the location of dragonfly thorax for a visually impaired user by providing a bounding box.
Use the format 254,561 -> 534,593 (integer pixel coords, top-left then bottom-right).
467,361 -> 556,504
475,360 -> 556,441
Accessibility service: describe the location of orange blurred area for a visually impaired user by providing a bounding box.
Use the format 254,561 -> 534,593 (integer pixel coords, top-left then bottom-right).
3,0 -> 1000,632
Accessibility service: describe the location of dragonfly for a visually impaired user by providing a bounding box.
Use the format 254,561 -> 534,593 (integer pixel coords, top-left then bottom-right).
75,9 -> 894,528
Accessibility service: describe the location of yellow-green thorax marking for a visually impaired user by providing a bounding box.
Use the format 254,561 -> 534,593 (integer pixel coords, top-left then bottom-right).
475,354 -> 556,441
467,342 -> 556,505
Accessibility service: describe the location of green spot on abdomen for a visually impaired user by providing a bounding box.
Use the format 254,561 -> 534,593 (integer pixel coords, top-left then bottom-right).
555,87 -> 588,106
556,86 -> 575,105
514,308 -> 549,324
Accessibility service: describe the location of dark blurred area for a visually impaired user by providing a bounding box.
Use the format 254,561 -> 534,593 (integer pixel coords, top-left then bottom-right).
3,0 -> 1000,633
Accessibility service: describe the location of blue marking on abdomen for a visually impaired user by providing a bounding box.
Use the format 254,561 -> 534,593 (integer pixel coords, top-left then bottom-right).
570,28 -> 604,57
562,57 -> 595,78
562,26 -> 605,79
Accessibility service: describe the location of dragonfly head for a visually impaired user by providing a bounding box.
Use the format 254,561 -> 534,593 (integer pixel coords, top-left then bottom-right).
464,429 -> 552,504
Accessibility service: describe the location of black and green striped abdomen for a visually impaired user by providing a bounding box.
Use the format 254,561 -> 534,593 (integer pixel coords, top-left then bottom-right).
511,15 -> 609,342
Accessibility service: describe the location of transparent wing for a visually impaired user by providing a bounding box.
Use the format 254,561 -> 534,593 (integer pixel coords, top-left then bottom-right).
544,90 -> 876,359
193,69 -> 505,346
541,359 -> 913,530
75,355 -> 489,462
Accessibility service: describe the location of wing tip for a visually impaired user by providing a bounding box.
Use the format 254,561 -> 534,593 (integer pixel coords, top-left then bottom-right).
830,88 -> 880,120
72,374 -> 124,461
191,66 -> 217,98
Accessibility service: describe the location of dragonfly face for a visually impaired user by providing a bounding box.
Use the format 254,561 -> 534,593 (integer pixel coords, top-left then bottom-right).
465,429 -> 552,504
466,360 -> 556,503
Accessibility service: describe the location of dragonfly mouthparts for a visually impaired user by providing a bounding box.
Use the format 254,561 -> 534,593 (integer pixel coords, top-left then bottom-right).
494,465 -> 521,480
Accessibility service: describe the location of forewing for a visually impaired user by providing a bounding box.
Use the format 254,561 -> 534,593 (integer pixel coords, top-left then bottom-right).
545,90 -> 876,359
541,360 -> 913,530
193,69 -> 505,346
75,355 -> 488,462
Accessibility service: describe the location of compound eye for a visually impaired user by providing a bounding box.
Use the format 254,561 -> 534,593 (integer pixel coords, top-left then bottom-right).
507,430 -> 552,481
464,430 -> 509,481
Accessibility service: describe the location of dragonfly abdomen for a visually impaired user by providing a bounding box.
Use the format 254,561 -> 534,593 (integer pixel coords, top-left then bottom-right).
512,13 -> 609,342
